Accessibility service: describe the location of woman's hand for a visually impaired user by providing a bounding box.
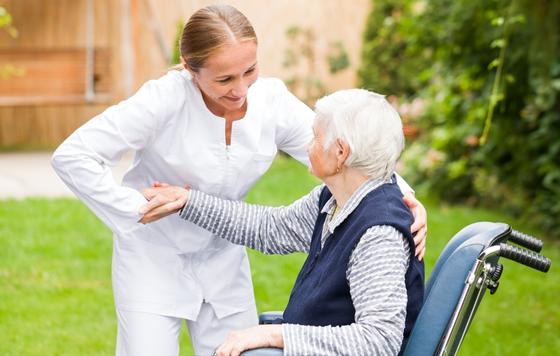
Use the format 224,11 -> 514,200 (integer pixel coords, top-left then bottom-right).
139,184 -> 190,224
403,192 -> 427,260
214,325 -> 283,356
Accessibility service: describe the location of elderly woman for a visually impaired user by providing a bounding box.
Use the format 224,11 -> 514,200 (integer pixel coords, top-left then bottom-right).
140,89 -> 424,356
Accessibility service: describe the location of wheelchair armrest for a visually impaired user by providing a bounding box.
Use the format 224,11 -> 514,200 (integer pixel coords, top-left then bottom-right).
239,312 -> 285,355
259,311 -> 284,325
241,347 -> 283,356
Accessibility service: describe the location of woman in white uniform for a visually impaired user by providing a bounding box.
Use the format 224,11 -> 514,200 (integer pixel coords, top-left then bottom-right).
51,4 -> 427,356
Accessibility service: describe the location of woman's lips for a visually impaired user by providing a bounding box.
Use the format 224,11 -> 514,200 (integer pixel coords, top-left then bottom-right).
224,96 -> 245,103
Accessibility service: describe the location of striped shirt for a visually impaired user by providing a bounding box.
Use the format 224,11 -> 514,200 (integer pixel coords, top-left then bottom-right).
180,179 -> 411,355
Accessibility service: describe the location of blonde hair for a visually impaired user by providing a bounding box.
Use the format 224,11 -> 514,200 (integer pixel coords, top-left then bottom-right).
180,5 -> 257,71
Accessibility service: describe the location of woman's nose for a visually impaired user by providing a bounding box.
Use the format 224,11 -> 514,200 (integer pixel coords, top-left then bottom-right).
231,79 -> 249,97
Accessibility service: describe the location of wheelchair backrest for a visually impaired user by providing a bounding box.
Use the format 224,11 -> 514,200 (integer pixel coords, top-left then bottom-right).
402,222 -> 511,356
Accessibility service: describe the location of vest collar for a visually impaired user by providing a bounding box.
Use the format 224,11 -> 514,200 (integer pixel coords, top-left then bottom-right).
321,177 -> 391,235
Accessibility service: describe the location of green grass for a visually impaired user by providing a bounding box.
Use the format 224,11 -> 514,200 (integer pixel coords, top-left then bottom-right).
1,155 -> 558,355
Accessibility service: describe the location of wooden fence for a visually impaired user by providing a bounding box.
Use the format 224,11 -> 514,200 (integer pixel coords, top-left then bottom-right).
0,0 -> 370,148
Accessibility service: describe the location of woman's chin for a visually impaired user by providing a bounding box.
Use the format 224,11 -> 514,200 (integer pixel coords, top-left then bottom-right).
309,167 -> 321,180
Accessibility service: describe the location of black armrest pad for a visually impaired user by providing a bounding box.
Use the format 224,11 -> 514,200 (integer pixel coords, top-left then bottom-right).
238,312 -> 285,355
259,311 -> 284,325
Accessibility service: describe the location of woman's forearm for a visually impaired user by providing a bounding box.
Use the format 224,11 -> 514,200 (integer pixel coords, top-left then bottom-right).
179,188 -> 321,254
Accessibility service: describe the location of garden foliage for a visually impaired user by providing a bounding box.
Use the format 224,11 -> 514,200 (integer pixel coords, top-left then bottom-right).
360,0 -> 560,236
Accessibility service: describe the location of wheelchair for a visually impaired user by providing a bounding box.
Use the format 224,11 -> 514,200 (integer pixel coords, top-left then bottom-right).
241,222 -> 552,356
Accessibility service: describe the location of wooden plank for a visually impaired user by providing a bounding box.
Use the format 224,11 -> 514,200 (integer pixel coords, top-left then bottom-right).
0,104 -> 108,147
0,94 -> 112,106
0,48 -> 111,102
0,0 -> 111,49
0,0 -> 119,147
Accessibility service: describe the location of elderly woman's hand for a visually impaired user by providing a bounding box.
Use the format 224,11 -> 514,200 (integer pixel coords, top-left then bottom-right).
139,184 -> 190,224
214,325 -> 283,356
403,192 -> 427,260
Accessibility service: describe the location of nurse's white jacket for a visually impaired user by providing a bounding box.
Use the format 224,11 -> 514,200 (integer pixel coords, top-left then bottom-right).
52,70 -> 315,320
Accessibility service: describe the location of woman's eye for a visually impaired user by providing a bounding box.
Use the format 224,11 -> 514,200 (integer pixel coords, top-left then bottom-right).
245,68 -> 255,75
217,77 -> 231,83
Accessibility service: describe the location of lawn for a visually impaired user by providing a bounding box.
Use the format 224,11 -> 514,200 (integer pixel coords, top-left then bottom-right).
1,155 -> 558,355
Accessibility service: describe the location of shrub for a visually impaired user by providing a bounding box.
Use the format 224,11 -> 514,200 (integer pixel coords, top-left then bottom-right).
360,0 -> 560,237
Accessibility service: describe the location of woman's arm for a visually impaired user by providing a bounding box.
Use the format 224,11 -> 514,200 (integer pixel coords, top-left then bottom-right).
281,225 -> 409,355
214,225 -> 409,356
393,173 -> 427,259
51,76 -> 179,235
141,184 -> 323,254
182,187 -> 323,254
403,193 -> 427,260
272,79 -> 315,166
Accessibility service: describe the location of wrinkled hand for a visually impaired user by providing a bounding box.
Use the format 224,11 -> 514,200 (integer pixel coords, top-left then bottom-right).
139,184 -> 190,224
403,192 -> 427,261
214,325 -> 283,356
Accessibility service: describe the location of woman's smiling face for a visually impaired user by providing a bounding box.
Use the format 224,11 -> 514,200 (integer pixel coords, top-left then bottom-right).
189,40 -> 258,116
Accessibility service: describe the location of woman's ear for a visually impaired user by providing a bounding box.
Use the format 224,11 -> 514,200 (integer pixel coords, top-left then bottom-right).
335,138 -> 350,166
182,56 -> 194,74
183,58 -> 201,85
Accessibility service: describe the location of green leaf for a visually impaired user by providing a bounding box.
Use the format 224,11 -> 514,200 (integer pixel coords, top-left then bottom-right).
491,17 -> 505,26
447,159 -> 468,179
488,58 -> 500,70
505,74 -> 515,84
491,39 -> 506,49
508,14 -> 526,25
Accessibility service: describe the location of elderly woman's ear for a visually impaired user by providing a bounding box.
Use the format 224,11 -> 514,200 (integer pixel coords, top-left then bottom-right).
335,138 -> 350,170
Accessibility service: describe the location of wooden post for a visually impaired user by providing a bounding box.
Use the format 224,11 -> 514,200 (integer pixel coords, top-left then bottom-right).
144,0 -> 171,64
85,0 -> 95,102
120,0 -> 134,97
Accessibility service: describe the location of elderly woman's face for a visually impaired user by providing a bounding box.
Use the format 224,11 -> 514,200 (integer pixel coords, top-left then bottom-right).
308,120 -> 338,179
190,40 -> 258,115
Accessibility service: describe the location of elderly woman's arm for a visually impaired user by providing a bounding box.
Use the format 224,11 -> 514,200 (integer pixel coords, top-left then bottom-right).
283,225 -> 409,356
176,186 -> 323,254
215,225 -> 410,356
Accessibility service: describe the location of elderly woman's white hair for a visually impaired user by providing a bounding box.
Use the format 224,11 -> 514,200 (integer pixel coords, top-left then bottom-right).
315,89 -> 404,181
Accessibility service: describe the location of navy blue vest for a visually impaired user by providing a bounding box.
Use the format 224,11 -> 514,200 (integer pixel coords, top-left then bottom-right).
283,181 -> 424,352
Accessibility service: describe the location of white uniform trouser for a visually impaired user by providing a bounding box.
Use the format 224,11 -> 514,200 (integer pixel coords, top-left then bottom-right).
115,303 -> 258,356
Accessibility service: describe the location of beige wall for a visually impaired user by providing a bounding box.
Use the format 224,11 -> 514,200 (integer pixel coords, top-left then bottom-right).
138,0 -> 371,94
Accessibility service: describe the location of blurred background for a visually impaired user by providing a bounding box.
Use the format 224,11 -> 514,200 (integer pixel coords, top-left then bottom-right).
0,0 -> 558,355
0,0 -> 367,147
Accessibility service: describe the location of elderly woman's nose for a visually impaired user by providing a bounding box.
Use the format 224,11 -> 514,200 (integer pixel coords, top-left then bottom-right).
306,139 -> 314,153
